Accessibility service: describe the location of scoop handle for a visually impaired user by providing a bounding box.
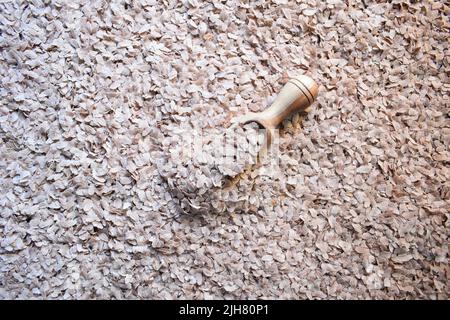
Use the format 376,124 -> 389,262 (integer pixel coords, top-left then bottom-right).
229,75 -> 319,159
256,75 -> 319,129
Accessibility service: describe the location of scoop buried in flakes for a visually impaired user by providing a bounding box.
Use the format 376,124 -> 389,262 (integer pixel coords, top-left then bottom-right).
231,75 -> 319,158
159,74 -> 319,215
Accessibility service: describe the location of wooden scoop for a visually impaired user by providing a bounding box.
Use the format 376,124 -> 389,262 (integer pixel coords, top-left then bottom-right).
231,75 -> 319,157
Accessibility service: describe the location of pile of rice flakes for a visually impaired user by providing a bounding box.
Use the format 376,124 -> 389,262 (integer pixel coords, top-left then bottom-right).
0,0 -> 448,299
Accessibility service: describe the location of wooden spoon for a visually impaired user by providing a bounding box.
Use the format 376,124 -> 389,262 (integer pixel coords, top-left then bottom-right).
231,75 -> 319,158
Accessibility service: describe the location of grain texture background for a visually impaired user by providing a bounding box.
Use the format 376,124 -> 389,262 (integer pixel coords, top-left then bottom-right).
0,0 -> 448,299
